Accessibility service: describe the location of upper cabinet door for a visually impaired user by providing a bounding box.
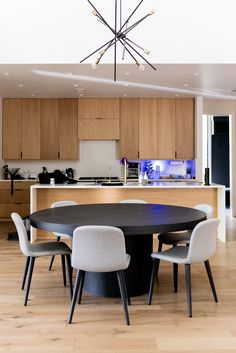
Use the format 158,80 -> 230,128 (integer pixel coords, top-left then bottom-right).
2,99 -> 22,159
78,99 -> 120,119
21,99 -> 41,159
40,99 -> 59,159
175,98 -> 195,159
139,99 -> 158,159
59,99 -> 78,160
120,99 -> 139,159
156,99 -> 176,160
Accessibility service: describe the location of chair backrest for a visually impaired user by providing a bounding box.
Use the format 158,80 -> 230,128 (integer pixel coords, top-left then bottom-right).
51,200 -> 77,208
186,218 -> 220,263
51,200 -> 77,236
11,212 -> 30,257
72,225 -> 128,272
194,204 -> 213,219
119,199 -> 147,204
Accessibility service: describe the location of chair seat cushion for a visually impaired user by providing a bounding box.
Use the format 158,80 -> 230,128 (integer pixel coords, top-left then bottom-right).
29,241 -> 71,257
152,246 -> 189,264
158,230 -> 192,245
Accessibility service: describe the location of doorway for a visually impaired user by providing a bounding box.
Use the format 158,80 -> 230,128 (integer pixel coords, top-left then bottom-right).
203,115 -> 231,208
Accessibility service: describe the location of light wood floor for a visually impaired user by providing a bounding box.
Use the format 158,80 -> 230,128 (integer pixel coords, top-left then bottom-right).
1,224 -> 236,352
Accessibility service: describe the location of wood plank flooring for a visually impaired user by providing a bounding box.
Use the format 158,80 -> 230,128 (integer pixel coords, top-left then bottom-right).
1,232 -> 236,352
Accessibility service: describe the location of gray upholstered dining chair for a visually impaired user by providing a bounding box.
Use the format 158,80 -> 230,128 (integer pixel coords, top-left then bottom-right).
68,225 -> 131,325
148,218 -> 220,317
11,212 -> 73,306
119,199 -> 147,203
158,204 -> 213,250
48,200 -> 77,276
157,204 -> 213,292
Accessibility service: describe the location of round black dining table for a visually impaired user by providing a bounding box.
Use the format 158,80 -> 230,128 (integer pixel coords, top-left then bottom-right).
30,203 -> 206,297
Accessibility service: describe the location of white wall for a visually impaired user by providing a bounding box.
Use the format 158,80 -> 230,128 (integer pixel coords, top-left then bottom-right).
0,0 -> 236,63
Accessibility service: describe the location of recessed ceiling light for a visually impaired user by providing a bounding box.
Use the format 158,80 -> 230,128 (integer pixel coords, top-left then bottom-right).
18,84 -> 24,87
193,72 -> 200,76
175,94 -> 179,97
31,94 -> 35,97
3,72 -> 10,76
123,83 -> 130,87
73,84 -> 79,87
123,94 -> 128,97
66,72 -> 73,75
75,88 -> 86,91
79,94 -> 84,97
183,83 -> 189,87
124,72 -> 131,76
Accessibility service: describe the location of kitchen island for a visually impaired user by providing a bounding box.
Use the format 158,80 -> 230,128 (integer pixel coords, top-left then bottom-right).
30,182 -> 225,242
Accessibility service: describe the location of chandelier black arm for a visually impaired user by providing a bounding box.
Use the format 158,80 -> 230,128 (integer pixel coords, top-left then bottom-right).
114,0 -> 117,81
80,38 -> 115,63
118,0 -> 144,34
124,39 -> 156,71
121,12 -> 153,37
119,38 -> 140,64
125,37 -> 146,52
86,0 -> 116,36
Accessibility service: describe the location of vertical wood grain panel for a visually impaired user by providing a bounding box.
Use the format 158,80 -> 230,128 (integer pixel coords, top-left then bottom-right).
59,99 -> 78,159
157,99 -> 175,159
21,99 -> 40,159
175,98 -> 195,159
139,99 -> 158,159
120,99 -> 139,159
40,99 -> 59,159
2,99 -> 22,159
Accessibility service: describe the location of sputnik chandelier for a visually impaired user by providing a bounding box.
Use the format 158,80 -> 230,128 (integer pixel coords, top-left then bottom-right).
80,0 -> 156,81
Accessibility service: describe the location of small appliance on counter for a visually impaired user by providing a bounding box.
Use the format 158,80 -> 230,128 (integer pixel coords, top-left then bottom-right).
38,167 -> 78,184
127,162 -> 140,179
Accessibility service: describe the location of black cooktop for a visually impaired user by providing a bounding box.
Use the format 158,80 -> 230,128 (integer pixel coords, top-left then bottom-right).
78,177 -> 120,184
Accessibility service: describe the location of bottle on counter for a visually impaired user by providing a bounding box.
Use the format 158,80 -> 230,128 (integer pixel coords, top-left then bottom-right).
142,172 -> 148,186
138,172 -> 143,184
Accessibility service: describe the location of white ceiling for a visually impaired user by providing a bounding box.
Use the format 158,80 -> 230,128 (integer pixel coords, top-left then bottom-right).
1,64 -> 236,99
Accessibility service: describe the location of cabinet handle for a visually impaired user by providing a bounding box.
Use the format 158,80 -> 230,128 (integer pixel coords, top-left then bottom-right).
138,151 -> 140,158
21,151 -> 22,158
96,117 -> 103,119
58,151 -> 60,159
175,151 -> 177,158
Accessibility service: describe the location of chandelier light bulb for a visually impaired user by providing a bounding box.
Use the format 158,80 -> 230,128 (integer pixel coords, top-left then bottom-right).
91,62 -> 97,70
149,10 -> 155,15
92,10 -> 97,16
144,49 -> 150,55
139,64 -> 145,71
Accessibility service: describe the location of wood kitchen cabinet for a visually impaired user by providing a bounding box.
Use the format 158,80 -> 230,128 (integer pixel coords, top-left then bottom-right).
2,98 -> 79,160
175,98 -> 195,159
120,99 -> 139,159
2,99 -> 22,159
59,99 -> 78,159
0,181 -> 36,220
120,98 -> 195,160
78,98 -> 120,140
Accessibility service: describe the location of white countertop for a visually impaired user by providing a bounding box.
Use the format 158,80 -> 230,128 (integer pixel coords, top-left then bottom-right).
31,182 -> 225,189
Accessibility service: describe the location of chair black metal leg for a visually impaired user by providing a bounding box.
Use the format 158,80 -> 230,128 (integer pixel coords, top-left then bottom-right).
61,255 -> 67,287
204,260 -> 218,302
121,270 -> 131,305
22,257 -> 30,290
65,254 -> 73,299
78,270 -> 85,304
173,263 -> 178,293
48,236 -> 61,271
148,259 -> 159,305
24,257 -> 35,306
185,264 -> 192,317
68,270 -> 83,324
158,240 -> 163,252
116,271 -> 130,325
